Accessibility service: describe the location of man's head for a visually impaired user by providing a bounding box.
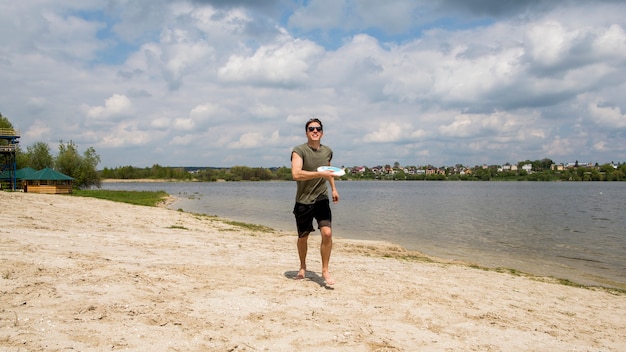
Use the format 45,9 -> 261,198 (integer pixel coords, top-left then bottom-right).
305,118 -> 323,133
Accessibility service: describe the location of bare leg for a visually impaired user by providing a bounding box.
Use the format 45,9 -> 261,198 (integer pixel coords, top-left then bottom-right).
296,234 -> 308,279
320,226 -> 335,285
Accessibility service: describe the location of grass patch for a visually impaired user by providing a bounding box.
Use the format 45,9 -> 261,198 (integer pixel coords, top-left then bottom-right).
554,278 -> 588,289
222,220 -> 274,233
467,265 -> 626,294
494,267 -> 523,276
391,254 -> 435,263
606,287 -> 626,295
72,189 -> 169,207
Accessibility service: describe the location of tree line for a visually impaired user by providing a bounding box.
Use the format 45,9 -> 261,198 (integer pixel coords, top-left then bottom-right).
100,162 -> 626,182
100,165 -> 293,181
1,113 -> 101,189
4,112 -> 626,187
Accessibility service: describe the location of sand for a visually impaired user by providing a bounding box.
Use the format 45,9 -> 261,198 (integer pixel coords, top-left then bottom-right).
1,191 -> 625,351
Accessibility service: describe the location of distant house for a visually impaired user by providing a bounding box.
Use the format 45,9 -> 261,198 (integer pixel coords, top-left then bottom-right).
551,164 -> 565,171
522,164 -> 533,173
23,167 -> 74,194
350,166 -> 366,174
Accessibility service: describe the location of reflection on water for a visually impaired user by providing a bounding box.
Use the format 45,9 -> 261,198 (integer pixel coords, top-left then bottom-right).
102,181 -> 626,288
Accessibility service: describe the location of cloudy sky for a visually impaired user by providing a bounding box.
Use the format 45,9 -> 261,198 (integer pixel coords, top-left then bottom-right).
2,0 -> 626,168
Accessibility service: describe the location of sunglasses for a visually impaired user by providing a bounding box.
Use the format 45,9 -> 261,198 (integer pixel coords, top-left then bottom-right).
308,126 -> 323,132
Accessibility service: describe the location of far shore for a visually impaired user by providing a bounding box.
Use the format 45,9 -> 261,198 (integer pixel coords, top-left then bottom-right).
101,178 -> 190,183
2,191 -> 625,351
101,178 -> 231,183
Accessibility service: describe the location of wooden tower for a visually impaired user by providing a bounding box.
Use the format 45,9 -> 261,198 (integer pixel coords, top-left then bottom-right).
0,128 -> 20,191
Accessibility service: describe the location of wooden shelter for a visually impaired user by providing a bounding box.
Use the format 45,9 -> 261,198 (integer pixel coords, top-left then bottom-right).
23,167 -> 74,194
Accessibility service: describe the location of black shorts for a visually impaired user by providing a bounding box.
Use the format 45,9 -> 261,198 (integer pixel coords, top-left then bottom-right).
293,199 -> 332,237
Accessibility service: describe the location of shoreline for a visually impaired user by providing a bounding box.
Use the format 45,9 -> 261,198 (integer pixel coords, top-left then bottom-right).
102,180 -> 626,290
101,178 -> 188,183
2,191 -> 625,351
105,189 -> 626,291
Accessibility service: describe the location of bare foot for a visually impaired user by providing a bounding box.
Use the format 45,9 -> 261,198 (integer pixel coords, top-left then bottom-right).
295,269 -> 306,280
322,271 -> 335,285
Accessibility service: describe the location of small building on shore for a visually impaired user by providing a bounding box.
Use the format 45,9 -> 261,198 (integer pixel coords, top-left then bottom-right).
23,167 -> 74,194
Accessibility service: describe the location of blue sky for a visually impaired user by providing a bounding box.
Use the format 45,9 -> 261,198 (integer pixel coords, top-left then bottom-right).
1,0 -> 625,168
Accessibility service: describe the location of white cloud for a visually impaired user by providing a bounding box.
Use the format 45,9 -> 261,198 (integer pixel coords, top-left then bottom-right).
439,115 -> 475,138
288,0 -> 344,30
525,21 -> 572,67
543,136 -> 574,157
159,28 -> 217,90
439,111 -> 544,143
230,130 -> 280,149
362,122 -> 412,143
150,118 -> 172,129
592,141 -> 609,152
24,121 -> 51,141
86,94 -> 133,120
588,101 -> 626,129
411,129 -> 427,139
173,118 -> 195,131
593,24 -> 626,54
99,121 -> 155,148
190,103 -> 221,120
218,38 -> 324,86
249,103 -> 280,119
170,134 -> 195,146
231,132 -> 263,148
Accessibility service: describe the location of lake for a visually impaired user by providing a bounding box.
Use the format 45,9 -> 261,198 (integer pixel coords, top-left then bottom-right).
101,180 -> 626,289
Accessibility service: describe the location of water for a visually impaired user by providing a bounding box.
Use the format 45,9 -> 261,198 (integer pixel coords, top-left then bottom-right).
101,181 -> 626,289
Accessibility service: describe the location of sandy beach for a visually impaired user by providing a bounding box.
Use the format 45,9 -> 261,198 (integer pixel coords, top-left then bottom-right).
1,191 -> 625,351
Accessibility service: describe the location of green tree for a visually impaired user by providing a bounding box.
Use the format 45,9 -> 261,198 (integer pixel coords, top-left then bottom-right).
610,164 -> 621,179
56,140 -> 81,177
219,166 -> 274,181
24,142 -> 54,170
0,113 -> 15,149
394,169 -> 406,180
80,146 -> 102,188
56,140 -> 101,189
195,168 -> 217,181
0,113 -> 13,129
537,158 -> 554,171
0,113 -> 26,170
16,150 -> 28,169
274,166 -> 293,180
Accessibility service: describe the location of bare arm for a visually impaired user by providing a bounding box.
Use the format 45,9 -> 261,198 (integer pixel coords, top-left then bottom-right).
291,152 -> 340,203
328,172 -> 339,203
291,152 -> 334,181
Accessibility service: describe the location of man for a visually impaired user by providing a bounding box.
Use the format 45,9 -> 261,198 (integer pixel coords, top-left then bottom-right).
291,118 -> 340,285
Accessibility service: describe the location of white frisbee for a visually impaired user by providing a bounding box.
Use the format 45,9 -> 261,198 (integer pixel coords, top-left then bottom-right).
317,166 -> 345,177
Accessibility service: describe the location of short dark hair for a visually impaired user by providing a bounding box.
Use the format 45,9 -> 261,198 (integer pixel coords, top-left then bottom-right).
305,118 -> 323,131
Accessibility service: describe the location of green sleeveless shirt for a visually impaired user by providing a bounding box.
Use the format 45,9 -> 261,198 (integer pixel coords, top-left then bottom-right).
292,143 -> 333,204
